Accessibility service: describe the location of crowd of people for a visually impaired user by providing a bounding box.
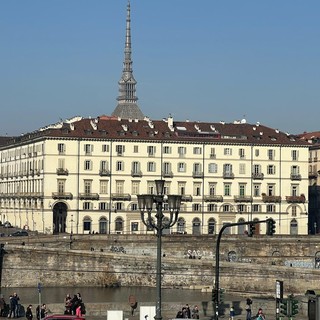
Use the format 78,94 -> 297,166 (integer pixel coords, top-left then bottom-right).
175,304 -> 199,319
64,293 -> 85,317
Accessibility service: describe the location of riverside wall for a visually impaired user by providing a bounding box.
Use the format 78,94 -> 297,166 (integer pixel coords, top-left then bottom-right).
1,234 -> 320,296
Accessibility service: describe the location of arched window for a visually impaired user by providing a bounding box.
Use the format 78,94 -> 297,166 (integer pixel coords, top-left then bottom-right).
192,218 -> 201,235
290,219 -> 298,235
99,217 -> 107,234
237,218 -> 246,235
83,216 -> 92,233
208,218 -> 215,234
177,217 -> 185,234
115,217 -> 124,234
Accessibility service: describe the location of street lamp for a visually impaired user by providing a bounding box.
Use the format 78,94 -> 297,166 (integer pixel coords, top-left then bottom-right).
137,179 -> 182,320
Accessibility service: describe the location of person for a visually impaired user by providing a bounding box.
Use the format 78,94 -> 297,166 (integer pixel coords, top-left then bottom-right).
75,304 -> 82,318
256,308 -> 266,320
245,298 -> 252,320
191,305 -> 199,319
185,304 -> 191,318
8,295 -> 17,318
13,293 -> 20,318
229,306 -> 235,320
0,294 -> 6,317
175,309 -> 183,318
26,305 -> 33,320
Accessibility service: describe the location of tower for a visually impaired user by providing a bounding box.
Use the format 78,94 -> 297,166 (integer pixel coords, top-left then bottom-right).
112,0 -> 144,120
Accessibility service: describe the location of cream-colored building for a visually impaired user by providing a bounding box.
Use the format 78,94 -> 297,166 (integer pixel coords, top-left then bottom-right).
0,115 -> 310,235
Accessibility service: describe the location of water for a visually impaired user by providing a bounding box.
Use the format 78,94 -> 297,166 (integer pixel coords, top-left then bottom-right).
0,287 -> 211,305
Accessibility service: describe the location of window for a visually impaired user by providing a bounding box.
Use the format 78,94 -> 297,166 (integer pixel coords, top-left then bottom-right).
147,146 -> 156,156
252,204 -> 261,212
99,202 -> 107,210
267,165 -> 276,175
237,204 -> 247,212
99,218 -> 107,234
291,165 -> 300,175
268,149 -> 275,160
239,184 -> 246,196
267,184 -> 275,196
102,144 -> 109,152
192,204 -> 201,211
178,182 -> 186,195
208,163 -> 217,173
131,222 -> 139,232
266,204 -> 275,212
223,164 -> 233,174
83,202 -> 92,210
255,149 -> 260,157
193,183 -> 201,196
224,183 -> 231,196
100,180 -> 108,194
84,144 -> 93,155
132,161 -> 141,174
132,181 -> 140,195
210,147 -> 216,158
239,163 -> 246,174
84,180 -> 92,194
224,148 -> 232,156
115,181 -> 124,194
133,145 -> 139,153
193,163 -> 202,174
84,160 -> 92,171
58,158 -> 65,169
177,162 -> 186,172
163,162 -> 172,174
116,161 -> 124,171
57,179 -> 65,193
115,202 -> 123,211
115,218 -> 123,232
163,146 -> 171,154
178,146 -> 186,156
253,184 -> 260,197
58,143 -> 65,154
291,185 -> 298,196
207,204 -> 217,212
193,147 -> 202,155
253,164 -> 261,174
83,218 -> 91,231
116,145 -> 125,155
147,162 -> 156,172
223,204 -> 230,212
147,181 -> 155,194
292,205 -> 297,217
239,148 -> 245,158
209,183 -> 216,195
100,160 -> 108,171
292,150 -> 298,161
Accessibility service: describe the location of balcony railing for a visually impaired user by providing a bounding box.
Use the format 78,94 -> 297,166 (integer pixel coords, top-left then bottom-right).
204,195 -> 223,202
79,193 -> 99,200
111,193 -> 131,201
193,171 -> 204,178
252,172 -> 264,180
309,171 -> 318,178
286,195 -> 306,203
99,169 -> 111,176
234,196 -> 253,203
162,171 -> 173,178
181,195 -> 193,202
223,172 -> 234,179
290,174 -> 301,181
131,170 -> 143,177
262,195 -> 282,203
56,168 -> 69,175
52,192 -> 73,200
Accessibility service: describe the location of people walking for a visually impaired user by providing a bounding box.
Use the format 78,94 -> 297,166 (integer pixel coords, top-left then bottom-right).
245,298 -> 252,320
229,306 -> 235,320
256,308 -> 266,320
26,305 -> 33,320
191,305 -> 199,319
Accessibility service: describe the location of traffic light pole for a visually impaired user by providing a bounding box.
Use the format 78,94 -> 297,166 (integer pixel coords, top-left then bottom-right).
214,219 -> 270,320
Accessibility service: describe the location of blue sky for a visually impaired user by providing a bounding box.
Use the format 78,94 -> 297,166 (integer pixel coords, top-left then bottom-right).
1,0 -> 319,136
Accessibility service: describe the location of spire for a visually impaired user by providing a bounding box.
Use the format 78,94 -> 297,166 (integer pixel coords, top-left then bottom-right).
112,0 -> 144,120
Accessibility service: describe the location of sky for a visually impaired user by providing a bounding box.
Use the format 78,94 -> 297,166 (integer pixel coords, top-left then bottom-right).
1,0 -> 319,136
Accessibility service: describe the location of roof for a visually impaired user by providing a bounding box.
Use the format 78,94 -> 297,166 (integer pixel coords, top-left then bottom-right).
0,115 -> 310,148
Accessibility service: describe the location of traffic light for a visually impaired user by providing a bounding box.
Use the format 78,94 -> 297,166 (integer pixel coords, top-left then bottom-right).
266,219 -> 276,236
219,288 -> 225,303
248,223 -> 255,237
212,289 -> 217,302
291,298 -> 299,317
280,298 -> 288,316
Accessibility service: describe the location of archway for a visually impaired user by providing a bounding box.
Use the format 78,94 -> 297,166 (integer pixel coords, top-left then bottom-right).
290,219 -> 298,235
53,202 -> 68,234
192,218 -> 201,235
237,218 -> 246,235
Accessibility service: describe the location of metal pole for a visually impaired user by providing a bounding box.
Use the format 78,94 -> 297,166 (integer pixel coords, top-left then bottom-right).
155,204 -> 163,320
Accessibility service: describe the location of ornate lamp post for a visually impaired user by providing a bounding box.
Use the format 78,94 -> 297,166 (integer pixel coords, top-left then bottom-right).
138,179 -> 182,320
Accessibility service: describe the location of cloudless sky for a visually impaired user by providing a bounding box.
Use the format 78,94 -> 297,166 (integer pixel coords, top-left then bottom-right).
1,0 -> 319,136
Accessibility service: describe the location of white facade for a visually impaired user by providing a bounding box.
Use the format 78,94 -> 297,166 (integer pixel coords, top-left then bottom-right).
0,116 -> 309,235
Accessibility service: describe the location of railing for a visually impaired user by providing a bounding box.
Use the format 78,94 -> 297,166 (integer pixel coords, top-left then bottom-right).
262,195 -> 282,203
131,170 -> 143,177
79,193 -> 99,200
223,172 -> 234,179
99,169 -> 111,176
309,171 -> 318,178
162,171 -> 173,178
234,196 -> 253,203
52,192 -> 73,200
286,195 -> 306,203
111,193 -> 131,201
204,195 -> 223,202
181,195 -> 193,202
290,174 -> 301,181
252,172 -> 264,180
56,168 -> 69,175
193,171 -> 204,178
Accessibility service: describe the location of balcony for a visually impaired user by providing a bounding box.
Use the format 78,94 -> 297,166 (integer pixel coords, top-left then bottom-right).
79,193 -> 99,200
204,195 -> 223,202
262,194 -> 281,203
99,169 -> 111,177
234,196 -> 253,203
223,172 -> 234,179
111,193 -> 131,201
252,172 -> 264,180
181,195 -> 193,202
131,170 -> 143,177
286,194 -> 306,203
309,171 -> 318,179
56,168 -> 69,176
193,171 -> 204,178
52,192 -> 73,200
290,174 -> 301,181
162,171 -> 174,178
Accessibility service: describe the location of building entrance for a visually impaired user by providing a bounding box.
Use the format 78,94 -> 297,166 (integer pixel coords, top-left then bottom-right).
53,202 -> 68,234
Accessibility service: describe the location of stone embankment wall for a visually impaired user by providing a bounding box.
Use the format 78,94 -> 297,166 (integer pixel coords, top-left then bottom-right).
2,234 -> 320,296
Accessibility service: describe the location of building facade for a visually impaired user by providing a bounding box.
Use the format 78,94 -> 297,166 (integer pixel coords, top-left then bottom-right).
0,116 -> 310,235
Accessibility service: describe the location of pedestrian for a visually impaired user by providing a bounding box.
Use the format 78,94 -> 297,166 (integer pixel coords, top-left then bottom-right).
26,305 -> 33,320
245,298 -> 252,320
75,304 -> 82,318
256,308 -> 266,320
191,305 -> 199,319
0,294 -> 6,317
229,306 -> 235,320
